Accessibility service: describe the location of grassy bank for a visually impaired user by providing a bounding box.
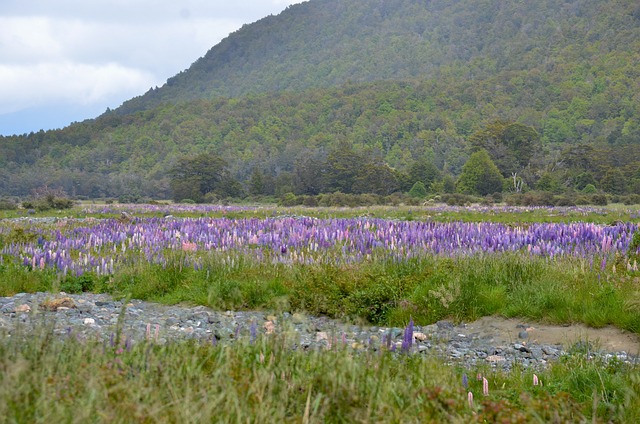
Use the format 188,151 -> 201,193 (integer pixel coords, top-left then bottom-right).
0,324 -> 638,422
2,253 -> 639,333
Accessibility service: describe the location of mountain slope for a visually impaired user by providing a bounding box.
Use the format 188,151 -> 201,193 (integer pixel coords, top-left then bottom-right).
115,0 -> 640,115
1,0 -> 640,199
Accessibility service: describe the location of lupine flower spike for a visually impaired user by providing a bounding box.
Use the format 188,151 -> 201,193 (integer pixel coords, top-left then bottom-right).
467,392 -> 474,408
483,377 -> 489,396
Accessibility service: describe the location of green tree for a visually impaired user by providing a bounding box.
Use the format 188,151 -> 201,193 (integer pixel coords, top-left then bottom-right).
323,141 -> 364,194
407,158 -> 440,190
601,169 -> 627,194
469,121 -> 540,177
293,151 -> 325,195
352,160 -> 400,195
169,153 -> 230,202
408,181 -> 427,198
248,169 -> 265,196
456,149 -> 503,196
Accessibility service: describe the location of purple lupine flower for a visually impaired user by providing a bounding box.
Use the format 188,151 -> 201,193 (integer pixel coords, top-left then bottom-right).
250,321 -> 257,344
462,373 -> 468,388
401,317 -> 414,354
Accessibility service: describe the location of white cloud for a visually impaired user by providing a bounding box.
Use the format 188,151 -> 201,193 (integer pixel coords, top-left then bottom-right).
0,62 -> 156,114
0,0 -> 306,135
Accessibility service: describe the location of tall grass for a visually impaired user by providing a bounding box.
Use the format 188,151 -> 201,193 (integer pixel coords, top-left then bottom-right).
0,324 -> 638,422
2,253 -> 639,333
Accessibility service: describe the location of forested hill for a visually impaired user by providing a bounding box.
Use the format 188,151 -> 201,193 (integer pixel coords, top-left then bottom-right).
1,0 -> 640,200
115,0 -> 640,115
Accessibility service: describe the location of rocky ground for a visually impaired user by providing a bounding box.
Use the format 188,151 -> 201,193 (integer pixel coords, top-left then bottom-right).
1,292 -> 638,371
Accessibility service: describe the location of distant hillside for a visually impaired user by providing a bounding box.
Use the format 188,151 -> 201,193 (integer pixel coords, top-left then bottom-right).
1,0 -> 639,199
115,0 -> 640,115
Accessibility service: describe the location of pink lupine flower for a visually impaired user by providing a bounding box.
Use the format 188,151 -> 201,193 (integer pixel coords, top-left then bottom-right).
533,374 -> 539,386
483,377 -> 489,396
468,391 -> 474,408
182,241 -> 197,252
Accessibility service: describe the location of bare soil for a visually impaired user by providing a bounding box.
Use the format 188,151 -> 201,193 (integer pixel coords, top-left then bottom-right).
460,316 -> 640,354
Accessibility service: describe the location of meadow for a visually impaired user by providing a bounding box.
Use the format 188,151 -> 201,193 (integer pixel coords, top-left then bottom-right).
1,203 -> 640,422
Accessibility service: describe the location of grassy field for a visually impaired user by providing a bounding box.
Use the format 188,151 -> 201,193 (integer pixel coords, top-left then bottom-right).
1,321 -> 639,423
1,203 -> 640,421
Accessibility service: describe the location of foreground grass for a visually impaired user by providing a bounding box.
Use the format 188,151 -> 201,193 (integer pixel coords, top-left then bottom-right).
2,253 -> 640,334
0,325 -> 638,423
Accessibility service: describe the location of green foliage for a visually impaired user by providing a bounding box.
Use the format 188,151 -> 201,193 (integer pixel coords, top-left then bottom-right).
1,0 -> 640,199
408,181 -> 427,199
21,186 -> 74,211
456,150 -> 504,196
3,324 -> 638,422
0,198 -> 18,210
469,121 -> 541,177
628,229 -> 640,259
169,153 -> 241,202
60,273 -> 96,293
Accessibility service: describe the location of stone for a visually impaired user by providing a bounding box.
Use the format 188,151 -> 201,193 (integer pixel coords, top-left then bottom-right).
316,331 -> 329,342
40,297 -> 76,311
518,331 -> 529,339
486,355 -> 506,363
14,304 -> 31,313
413,332 -> 428,341
83,318 -> 96,326
1,302 -> 16,313
263,321 -> 276,334
436,320 -> 454,330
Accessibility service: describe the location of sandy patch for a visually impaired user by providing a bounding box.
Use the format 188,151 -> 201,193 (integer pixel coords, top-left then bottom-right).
460,316 -> 640,354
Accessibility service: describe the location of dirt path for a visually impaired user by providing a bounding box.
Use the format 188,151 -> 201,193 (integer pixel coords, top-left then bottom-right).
460,316 -> 640,354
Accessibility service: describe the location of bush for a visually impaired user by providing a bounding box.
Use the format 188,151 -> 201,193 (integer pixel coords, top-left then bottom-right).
553,196 -> 576,207
441,193 -> 475,206
408,181 -> 427,199
279,193 -> 301,207
521,191 -> 554,206
0,198 -> 18,210
301,195 -> 319,207
117,194 -> 141,204
590,194 -> 608,206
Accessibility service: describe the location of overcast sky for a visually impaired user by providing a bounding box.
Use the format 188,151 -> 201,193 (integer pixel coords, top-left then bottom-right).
0,0 -> 305,136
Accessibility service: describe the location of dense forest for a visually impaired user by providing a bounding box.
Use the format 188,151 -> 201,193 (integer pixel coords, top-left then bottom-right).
1,0 -> 639,201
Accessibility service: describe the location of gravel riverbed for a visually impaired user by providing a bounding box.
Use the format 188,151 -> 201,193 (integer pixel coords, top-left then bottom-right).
1,292 -> 638,371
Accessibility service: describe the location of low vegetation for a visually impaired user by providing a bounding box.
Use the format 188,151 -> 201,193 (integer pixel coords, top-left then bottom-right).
1,204 -> 639,420
0,319 -> 638,422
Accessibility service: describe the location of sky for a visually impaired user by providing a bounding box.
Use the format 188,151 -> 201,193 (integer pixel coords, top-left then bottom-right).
0,0 -> 305,136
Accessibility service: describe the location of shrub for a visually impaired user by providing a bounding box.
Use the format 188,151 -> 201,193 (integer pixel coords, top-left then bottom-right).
590,194 -> 608,206
0,198 -> 18,210
408,181 -> 427,199
521,191 -> 554,206
279,192 -> 300,207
